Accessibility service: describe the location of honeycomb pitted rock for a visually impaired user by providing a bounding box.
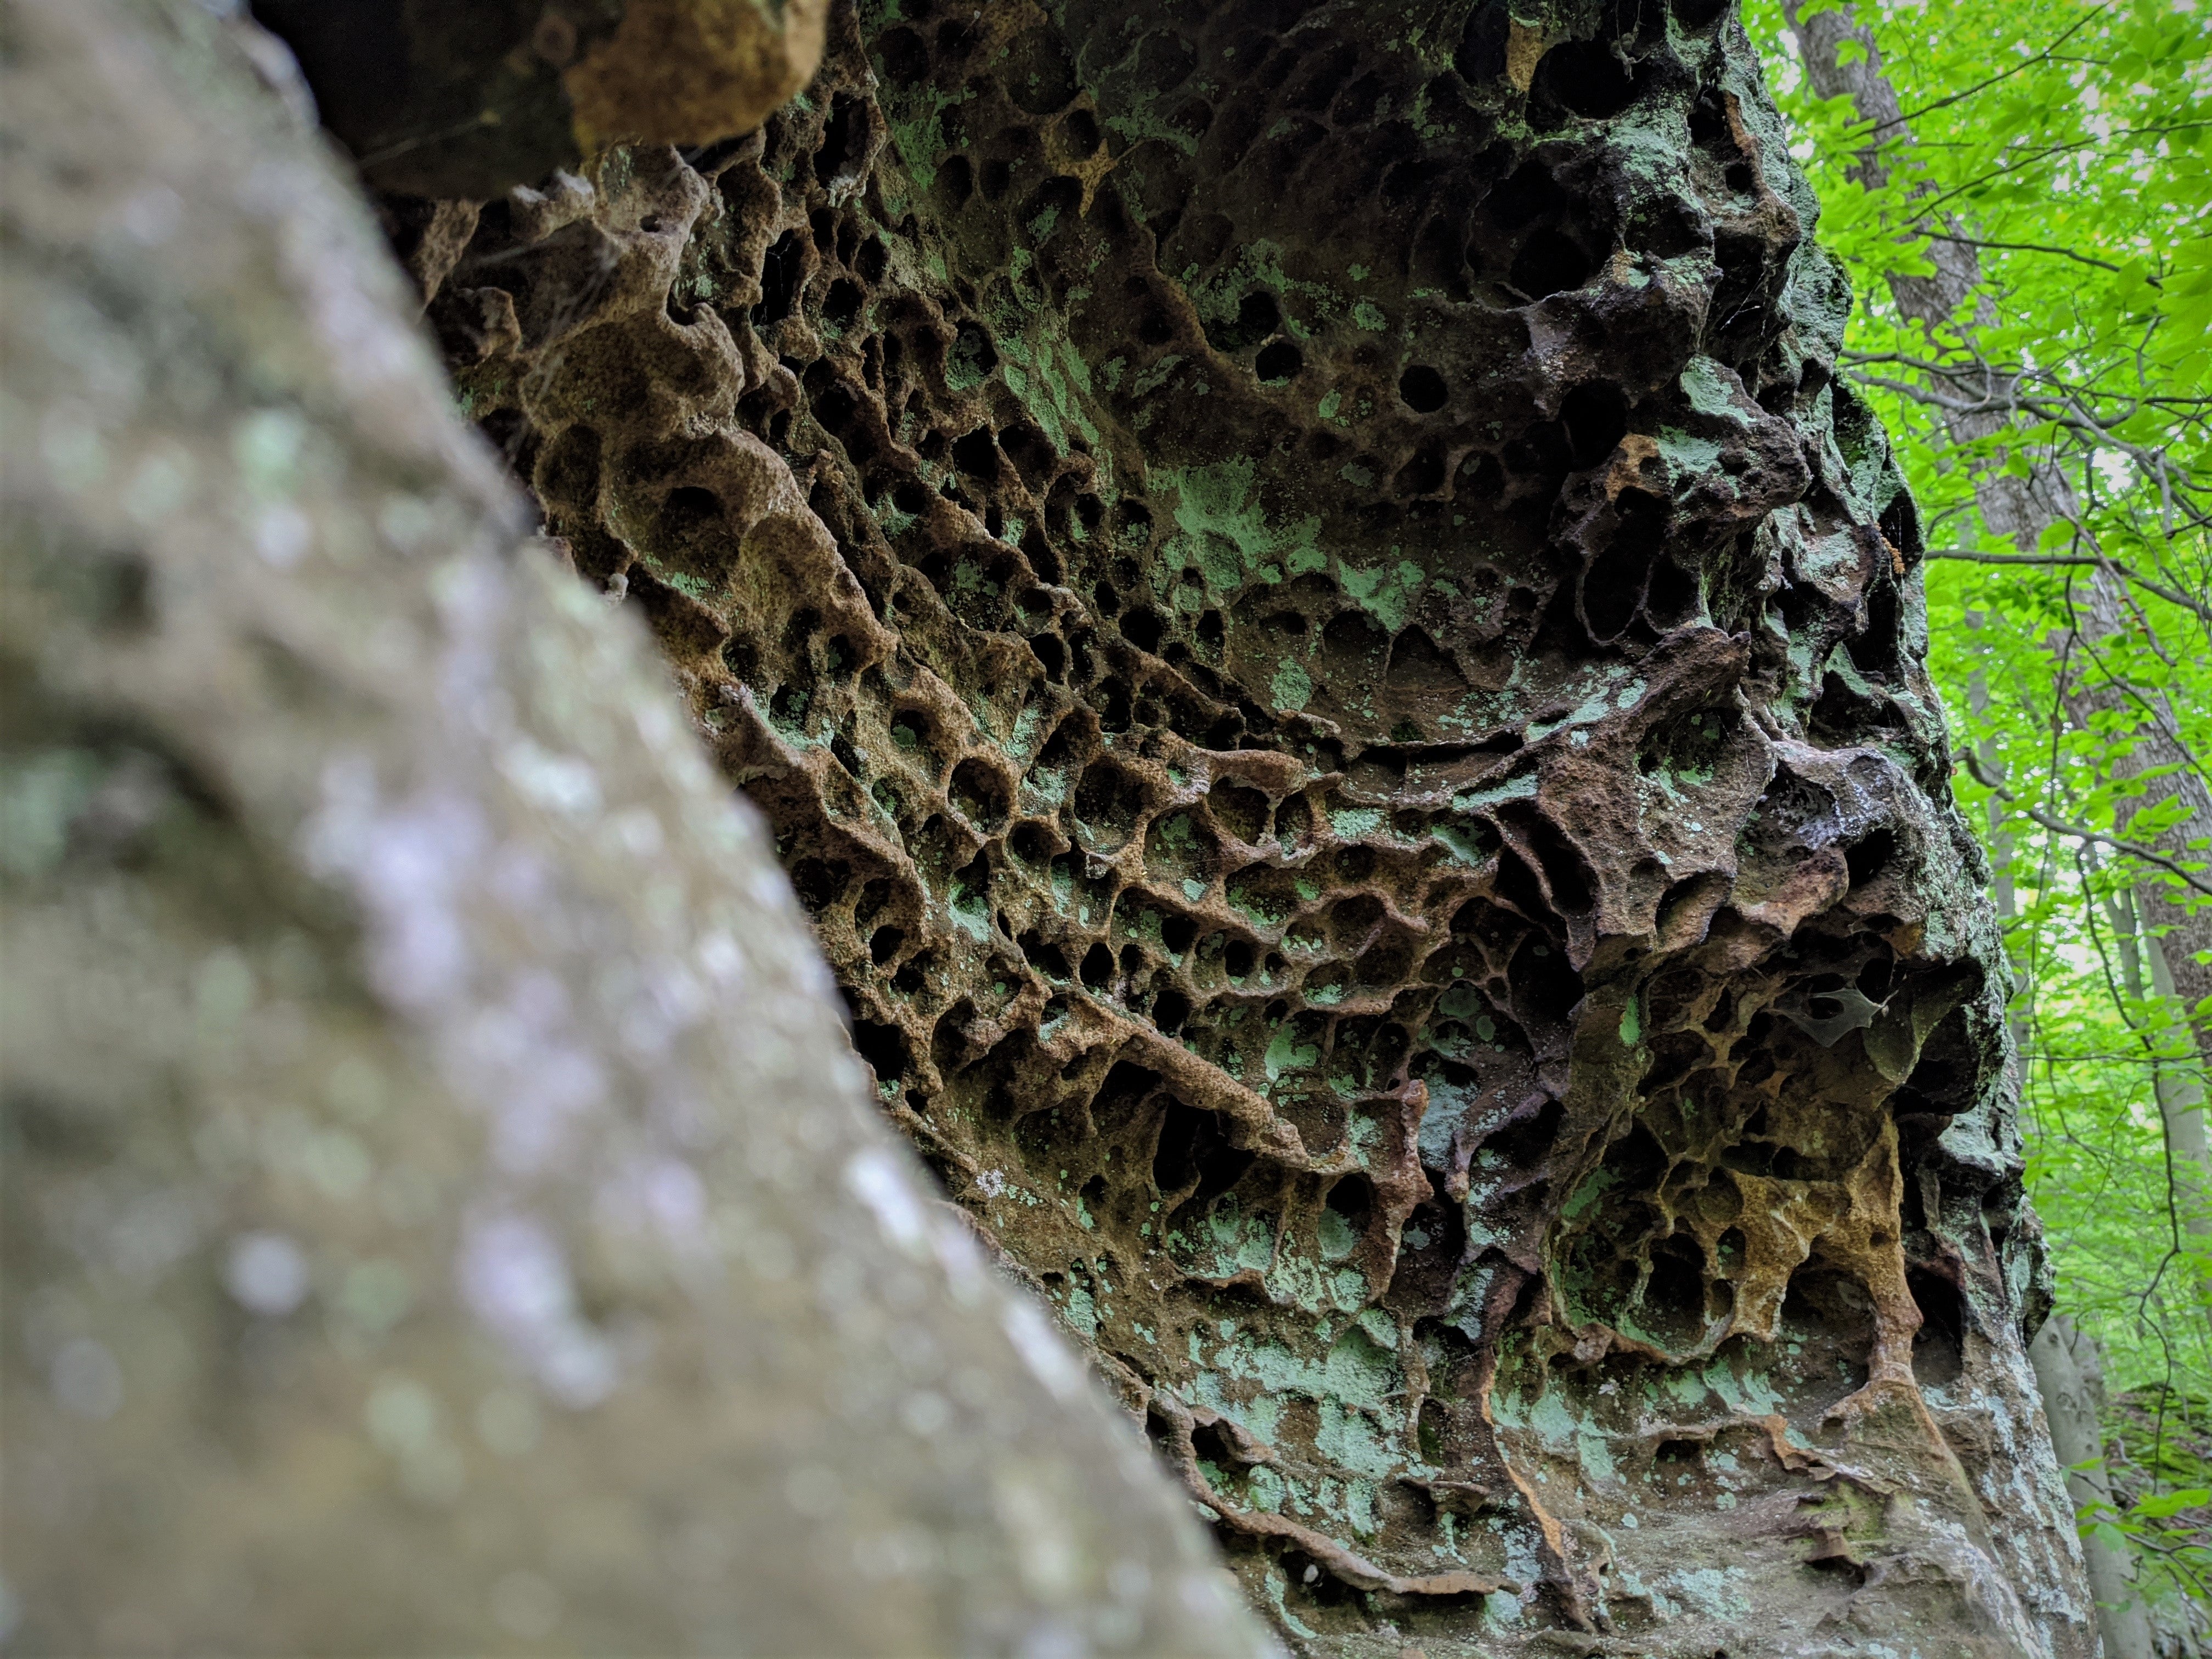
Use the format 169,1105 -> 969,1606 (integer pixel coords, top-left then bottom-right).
410,0 -> 2094,1648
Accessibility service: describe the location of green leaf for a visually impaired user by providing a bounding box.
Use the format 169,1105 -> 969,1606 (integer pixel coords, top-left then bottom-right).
2132,1488 -> 2211,1520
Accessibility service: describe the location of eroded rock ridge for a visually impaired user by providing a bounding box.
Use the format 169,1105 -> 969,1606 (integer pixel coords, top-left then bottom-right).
396,0 -> 2092,1648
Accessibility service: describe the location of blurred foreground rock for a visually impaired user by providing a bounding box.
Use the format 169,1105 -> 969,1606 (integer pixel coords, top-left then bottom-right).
0,2 -> 1268,1653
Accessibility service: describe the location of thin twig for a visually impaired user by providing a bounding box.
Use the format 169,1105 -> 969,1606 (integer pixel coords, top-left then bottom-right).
1930,234 -> 2144,279
1921,549 -> 2212,624
1847,4 -> 2109,137
1966,753 -> 2212,898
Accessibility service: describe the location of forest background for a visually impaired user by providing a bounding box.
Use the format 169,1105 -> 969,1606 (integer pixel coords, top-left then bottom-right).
1745,0 -> 2212,1611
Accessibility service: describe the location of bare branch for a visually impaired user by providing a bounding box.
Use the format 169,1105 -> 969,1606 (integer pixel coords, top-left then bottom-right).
1929,234 -> 2143,279
1921,552 -> 2212,624
1845,4 -> 2109,136
1965,753 -> 2212,899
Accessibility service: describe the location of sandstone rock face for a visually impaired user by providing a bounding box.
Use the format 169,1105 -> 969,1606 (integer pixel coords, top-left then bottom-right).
368,0 -> 2098,1651
0,3 -> 1268,1654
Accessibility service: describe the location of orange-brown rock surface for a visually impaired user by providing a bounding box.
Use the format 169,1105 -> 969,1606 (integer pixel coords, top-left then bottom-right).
371,0 -> 2096,1649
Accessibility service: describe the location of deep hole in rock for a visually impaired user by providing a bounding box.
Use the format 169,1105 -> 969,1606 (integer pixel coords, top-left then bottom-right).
1483,1098 -> 1564,1169
1005,27 -> 1079,115
1584,488 -> 1667,640
1075,757 -> 1148,844
1153,985 -> 1191,1032
814,94 -> 876,187
1090,1062 -> 1159,1135
1846,827 -> 1896,888
851,1019 -> 909,1086
1501,803 -> 1596,916
1654,1437 -> 1703,1474
1324,1172 -> 1374,1242
1510,228 -> 1594,298
1017,929 -> 1071,979
875,24 -> 928,83
1153,1100 -> 1251,1205
753,229 -> 806,325
659,484 -> 723,539
951,427 -> 1000,480
1560,382 -> 1629,467
1080,942 -> 1114,988
1121,607 -> 1166,652
1398,364 -> 1449,413
1385,1195 -> 1468,1307
1534,38 -> 1643,120
1394,446 -> 1447,496
1847,577 -> 1903,679
1255,340 -> 1302,382
1689,84 -> 1735,153
950,758 -> 1010,831
1880,492 -> 1921,558
999,422 -> 1054,488
822,278 -> 863,330
1779,1265 -> 1877,1386
888,710 -> 936,767
788,856 -> 850,913
948,320 -> 996,386
1640,1233 -> 1708,1344
1629,194 -> 1708,259
1910,1268 -> 1966,1385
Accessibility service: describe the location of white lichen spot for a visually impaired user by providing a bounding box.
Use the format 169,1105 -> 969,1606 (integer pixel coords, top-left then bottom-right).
844,1146 -> 930,1258
1002,1296 -> 1087,1402
455,1213 -> 617,1408
225,1231 -> 311,1316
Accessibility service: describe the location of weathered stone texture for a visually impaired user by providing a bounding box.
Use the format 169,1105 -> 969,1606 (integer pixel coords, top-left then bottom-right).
0,2 -> 1269,1653
400,0 -> 2098,1648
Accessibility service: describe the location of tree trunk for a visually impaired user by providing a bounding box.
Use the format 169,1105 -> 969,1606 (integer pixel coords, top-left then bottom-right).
0,2 -> 1267,1654
2029,1318 -> 2158,1659
2100,874 -> 2212,1331
2149,942 -> 2212,1197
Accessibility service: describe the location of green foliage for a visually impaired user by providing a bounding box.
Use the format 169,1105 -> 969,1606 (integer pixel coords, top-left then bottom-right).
2090,1383 -> 2212,1604
1743,0 -> 2212,1610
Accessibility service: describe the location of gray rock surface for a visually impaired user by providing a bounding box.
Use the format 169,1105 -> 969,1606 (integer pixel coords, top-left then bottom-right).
0,2 -> 1272,1653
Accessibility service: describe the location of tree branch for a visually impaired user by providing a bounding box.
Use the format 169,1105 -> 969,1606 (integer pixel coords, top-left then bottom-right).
1927,234 -> 2145,279
1844,4 -> 2108,137
1966,753 -> 2212,898
1923,550 -> 2212,624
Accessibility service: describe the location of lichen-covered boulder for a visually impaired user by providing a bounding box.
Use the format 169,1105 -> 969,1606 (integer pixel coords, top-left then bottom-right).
0,2 -> 1269,1654
393,0 -> 2098,1649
